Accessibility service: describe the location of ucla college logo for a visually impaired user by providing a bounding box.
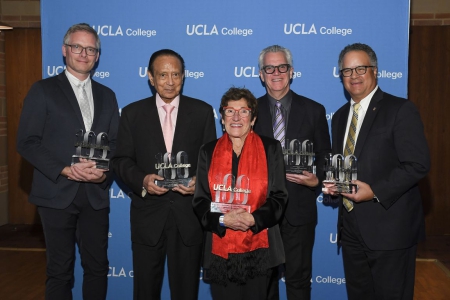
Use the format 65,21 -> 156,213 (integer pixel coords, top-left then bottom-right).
92,25 -> 156,37
284,23 -> 352,36
47,65 -> 65,76
210,174 -> 252,213
155,151 -> 190,180
234,67 -> 259,78
186,24 -> 253,36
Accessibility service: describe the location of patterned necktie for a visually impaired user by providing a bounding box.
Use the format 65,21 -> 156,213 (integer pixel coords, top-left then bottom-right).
273,101 -> 286,148
78,83 -> 92,131
162,104 -> 175,154
343,102 -> 360,212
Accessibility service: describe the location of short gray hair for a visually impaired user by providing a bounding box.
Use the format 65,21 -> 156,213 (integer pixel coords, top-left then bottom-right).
258,45 -> 293,69
63,23 -> 100,50
338,43 -> 377,70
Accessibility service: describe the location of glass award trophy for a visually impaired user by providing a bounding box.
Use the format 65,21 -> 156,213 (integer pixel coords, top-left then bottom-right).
322,153 -> 357,193
283,139 -> 316,174
72,130 -> 110,170
154,151 -> 192,188
210,174 -> 251,213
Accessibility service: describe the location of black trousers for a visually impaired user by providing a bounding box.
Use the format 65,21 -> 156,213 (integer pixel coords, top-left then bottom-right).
341,210 -> 417,300
268,218 -> 316,300
211,269 -> 273,300
38,184 -> 110,300
132,210 -> 202,300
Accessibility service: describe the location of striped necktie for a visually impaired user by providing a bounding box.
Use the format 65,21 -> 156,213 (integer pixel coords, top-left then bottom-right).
343,102 -> 360,212
273,101 -> 286,148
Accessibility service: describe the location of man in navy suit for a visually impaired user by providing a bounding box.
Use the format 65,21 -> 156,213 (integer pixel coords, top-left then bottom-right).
17,23 -> 120,299
253,45 -> 331,300
323,43 -> 430,299
112,49 -> 216,300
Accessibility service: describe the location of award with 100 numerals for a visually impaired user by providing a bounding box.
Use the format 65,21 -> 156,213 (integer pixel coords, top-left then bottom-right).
72,129 -> 110,170
154,151 -> 192,188
322,153 -> 358,193
210,173 -> 251,213
283,139 -> 316,174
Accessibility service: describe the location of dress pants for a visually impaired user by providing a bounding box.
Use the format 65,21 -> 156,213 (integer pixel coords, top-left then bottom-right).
341,210 -> 417,300
268,218 -> 316,300
38,184 -> 110,300
132,210 -> 202,300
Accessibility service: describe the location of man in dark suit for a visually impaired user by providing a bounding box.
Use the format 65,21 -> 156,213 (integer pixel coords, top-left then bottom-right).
16,23 -> 120,299
253,45 -> 331,300
112,49 -> 216,300
323,43 -> 430,299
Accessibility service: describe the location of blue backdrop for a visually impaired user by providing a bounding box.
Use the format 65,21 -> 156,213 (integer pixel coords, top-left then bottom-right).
40,1 -> 411,299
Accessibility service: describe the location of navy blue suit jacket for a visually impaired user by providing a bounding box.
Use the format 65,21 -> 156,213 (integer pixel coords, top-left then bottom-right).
17,72 -> 120,210
332,88 -> 430,250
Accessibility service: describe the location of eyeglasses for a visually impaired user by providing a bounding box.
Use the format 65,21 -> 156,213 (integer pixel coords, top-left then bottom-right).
65,44 -> 99,56
340,66 -> 374,77
262,64 -> 291,74
223,107 -> 252,118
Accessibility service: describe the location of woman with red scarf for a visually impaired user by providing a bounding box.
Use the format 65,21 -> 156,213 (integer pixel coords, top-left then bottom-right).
193,87 -> 288,300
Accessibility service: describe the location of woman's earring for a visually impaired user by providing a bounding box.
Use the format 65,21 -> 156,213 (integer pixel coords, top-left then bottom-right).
222,124 -> 225,132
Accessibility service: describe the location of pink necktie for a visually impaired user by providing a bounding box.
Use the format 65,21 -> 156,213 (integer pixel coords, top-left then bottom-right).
162,104 -> 175,154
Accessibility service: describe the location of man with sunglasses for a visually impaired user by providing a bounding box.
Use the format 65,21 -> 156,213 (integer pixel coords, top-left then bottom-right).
253,45 -> 331,300
17,23 -> 119,299
322,43 -> 430,299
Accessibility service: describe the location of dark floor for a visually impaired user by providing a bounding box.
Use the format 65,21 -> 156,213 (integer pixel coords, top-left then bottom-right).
0,224 -> 46,249
0,224 -> 449,272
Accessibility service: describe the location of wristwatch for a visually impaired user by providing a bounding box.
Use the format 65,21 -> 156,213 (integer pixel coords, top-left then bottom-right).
219,215 -> 225,227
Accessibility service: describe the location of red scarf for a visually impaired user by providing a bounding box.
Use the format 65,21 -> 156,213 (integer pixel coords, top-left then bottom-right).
209,131 -> 269,259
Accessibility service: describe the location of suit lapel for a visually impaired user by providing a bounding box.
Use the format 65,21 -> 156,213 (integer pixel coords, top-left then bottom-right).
172,95 -> 192,151
286,92 -> 306,139
354,88 -> 383,158
256,95 -> 275,138
335,103 -> 351,154
91,80 -> 103,131
145,96 -> 167,154
57,73 -> 85,131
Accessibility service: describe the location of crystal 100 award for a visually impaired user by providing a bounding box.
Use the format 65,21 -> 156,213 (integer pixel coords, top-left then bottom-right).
210,174 -> 251,213
283,139 -> 316,174
72,130 -> 110,170
154,151 -> 192,188
322,153 -> 358,193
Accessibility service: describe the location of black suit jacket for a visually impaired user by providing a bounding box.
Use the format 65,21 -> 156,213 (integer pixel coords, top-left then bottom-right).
16,72 -> 120,210
193,134 -> 288,268
112,95 -> 216,247
254,91 -> 331,226
332,88 -> 430,250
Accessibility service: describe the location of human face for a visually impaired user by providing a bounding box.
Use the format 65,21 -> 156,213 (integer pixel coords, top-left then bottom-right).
62,31 -> 99,80
341,50 -> 377,103
148,55 -> 184,103
259,52 -> 293,100
222,98 -> 255,141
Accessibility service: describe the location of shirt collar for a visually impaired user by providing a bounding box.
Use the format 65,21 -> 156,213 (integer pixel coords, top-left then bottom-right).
156,94 -> 180,108
267,90 -> 292,110
65,70 -> 90,87
351,85 -> 379,111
